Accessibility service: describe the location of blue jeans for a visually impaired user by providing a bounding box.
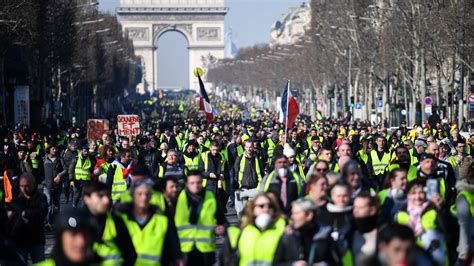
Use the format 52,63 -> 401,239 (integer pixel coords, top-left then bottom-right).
43,186 -> 62,224
16,244 -> 45,265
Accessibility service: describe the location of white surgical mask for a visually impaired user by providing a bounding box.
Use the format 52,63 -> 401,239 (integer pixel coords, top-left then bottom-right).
255,213 -> 272,230
277,167 -> 288,177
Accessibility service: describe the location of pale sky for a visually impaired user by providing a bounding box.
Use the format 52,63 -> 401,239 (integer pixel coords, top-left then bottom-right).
99,0 -> 300,88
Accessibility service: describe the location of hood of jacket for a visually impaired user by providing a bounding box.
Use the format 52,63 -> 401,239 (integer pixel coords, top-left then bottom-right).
456,179 -> 474,194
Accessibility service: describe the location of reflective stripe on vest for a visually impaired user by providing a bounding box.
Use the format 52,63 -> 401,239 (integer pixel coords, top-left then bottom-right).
370,150 -> 390,175
238,156 -> 262,188
75,157 -> 91,181
238,224 -> 284,266
262,170 -> 301,195
93,240 -> 122,266
121,213 -> 168,266
175,190 -> 217,253
31,147 -> 39,169
111,166 -> 127,201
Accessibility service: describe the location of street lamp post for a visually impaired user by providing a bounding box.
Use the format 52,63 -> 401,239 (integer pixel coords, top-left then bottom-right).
348,46 -> 352,117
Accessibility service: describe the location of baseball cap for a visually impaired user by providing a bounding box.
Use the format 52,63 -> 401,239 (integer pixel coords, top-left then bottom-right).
414,139 -> 427,148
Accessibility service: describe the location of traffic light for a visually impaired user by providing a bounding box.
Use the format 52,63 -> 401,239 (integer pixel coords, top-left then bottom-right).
448,92 -> 453,105
350,96 -> 355,108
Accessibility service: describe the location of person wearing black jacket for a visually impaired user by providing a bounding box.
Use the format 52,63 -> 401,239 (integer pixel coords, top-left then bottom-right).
273,198 -> 340,265
199,142 -> 229,203
139,139 -> 161,177
5,146 -> 32,199
7,173 -> 48,265
43,143 -> 68,228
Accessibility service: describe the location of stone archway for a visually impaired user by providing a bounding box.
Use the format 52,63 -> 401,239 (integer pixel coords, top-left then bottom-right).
117,0 -> 228,93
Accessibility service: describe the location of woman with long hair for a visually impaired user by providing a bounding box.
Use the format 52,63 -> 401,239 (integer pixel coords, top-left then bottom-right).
223,193 -> 285,266
93,145 -> 116,183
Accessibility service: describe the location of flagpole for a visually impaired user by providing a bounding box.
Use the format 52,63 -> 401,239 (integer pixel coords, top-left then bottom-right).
284,80 -> 290,143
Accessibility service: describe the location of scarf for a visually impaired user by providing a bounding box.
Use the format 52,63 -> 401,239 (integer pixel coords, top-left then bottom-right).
406,201 -> 429,236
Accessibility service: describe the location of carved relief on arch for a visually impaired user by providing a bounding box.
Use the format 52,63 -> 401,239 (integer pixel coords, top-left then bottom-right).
153,23 -> 193,42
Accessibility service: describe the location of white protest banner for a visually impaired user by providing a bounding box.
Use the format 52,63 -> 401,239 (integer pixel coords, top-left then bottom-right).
117,115 -> 140,137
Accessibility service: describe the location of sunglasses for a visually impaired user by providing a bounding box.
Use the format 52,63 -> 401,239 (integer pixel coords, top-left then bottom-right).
316,168 -> 328,172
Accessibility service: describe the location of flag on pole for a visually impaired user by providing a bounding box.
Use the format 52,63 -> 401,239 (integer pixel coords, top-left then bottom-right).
279,81 -> 299,128
196,68 -> 214,124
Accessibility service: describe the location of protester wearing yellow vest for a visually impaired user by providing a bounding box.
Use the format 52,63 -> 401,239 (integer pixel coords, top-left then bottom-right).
182,141 -> 201,175
94,145 -> 117,184
26,139 -> 42,179
394,180 -> 448,265
356,138 -> 370,165
235,193 -> 285,266
367,136 -> 390,188
119,180 -> 182,266
82,182 -> 137,265
304,136 -> 321,165
175,171 -> 227,266
264,133 -> 279,165
387,145 -> 419,182
69,144 -> 95,208
260,155 -> 303,215
175,132 -> 187,152
106,149 -> 136,203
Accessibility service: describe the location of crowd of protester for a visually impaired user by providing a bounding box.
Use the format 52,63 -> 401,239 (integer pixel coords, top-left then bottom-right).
0,107 -> 474,266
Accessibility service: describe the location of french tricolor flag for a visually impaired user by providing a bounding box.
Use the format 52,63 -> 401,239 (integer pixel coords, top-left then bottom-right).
279,81 -> 299,128
197,71 -> 214,124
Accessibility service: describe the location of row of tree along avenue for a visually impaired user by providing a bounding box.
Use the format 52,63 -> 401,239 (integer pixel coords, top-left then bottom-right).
0,0 -> 141,129
208,0 -> 474,127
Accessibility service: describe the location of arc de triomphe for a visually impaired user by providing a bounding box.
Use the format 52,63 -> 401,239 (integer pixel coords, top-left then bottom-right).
117,0 -> 228,92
